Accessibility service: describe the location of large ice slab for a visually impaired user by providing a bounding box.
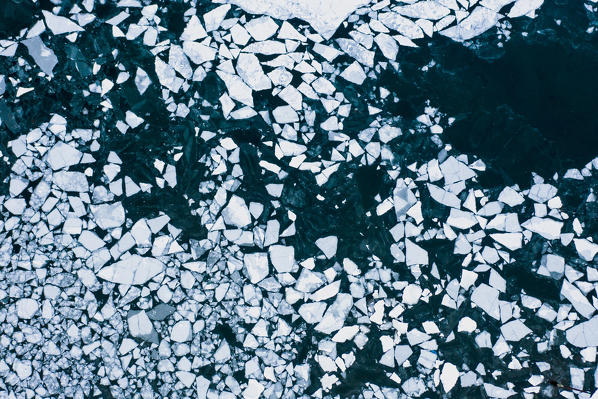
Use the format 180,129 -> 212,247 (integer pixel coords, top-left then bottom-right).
221,0 -> 370,39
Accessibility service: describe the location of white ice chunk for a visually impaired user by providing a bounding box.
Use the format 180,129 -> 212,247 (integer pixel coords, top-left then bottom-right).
498,186 -> 524,207
508,0 -> 543,18
521,217 -> 562,240
561,280 -> 595,319
91,202 -> 125,230
244,252 -> 269,283
272,105 -> 299,124
171,320 -> 192,342
128,310 -> 157,343
336,38 -> 375,67
428,183 -> 460,208
340,61 -> 366,85
440,6 -> 500,42
573,238 -> 598,262
245,16 -> 279,41
406,239 -> 428,266
43,11 -> 84,35
216,71 -> 254,107
528,183 -> 557,203
224,0 -> 369,39
222,195 -> 252,228
169,44 -> 193,79
203,4 -> 231,32
236,53 -> 271,91
403,283 -> 423,305
54,171 -> 88,192
394,1 -> 451,20
566,316 -> 598,347
447,209 -> 478,229
484,383 -> 516,398
78,230 -> 105,251
316,236 -> 338,259
268,245 -> 295,273
374,33 -> 398,60
378,12 -> 424,39
181,15 -> 207,41
471,283 -> 500,320
155,57 -> 183,93
182,41 -> 217,64
500,319 -> 531,341
16,298 -> 39,319
490,233 -> 522,251
315,293 -> 353,334
299,302 -> 326,323
440,362 -> 459,393
97,255 -> 165,285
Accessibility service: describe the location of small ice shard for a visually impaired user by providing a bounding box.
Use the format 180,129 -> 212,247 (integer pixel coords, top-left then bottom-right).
196,376 -> 210,399
222,195 -> 251,228
440,6 -> 500,42
22,37 -> 58,76
471,283 -> 500,320
171,320 -> 192,342
500,319 -> 532,341
395,345 -> 413,365
128,310 -> 158,343
43,11 -> 84,35
91,202 -> 125,230
405,239 -> 428,266
393,180 -> 417,217
508,0 -> 544,18
268,245 -> 295,273
16,298 -> 39,319
440,362 -> 459,392
315,236 -> 338,259
97,255 -> 165,285
394,1 -> 451,20
566,316 -> 598,347
13,360 -> 32,380
224,0 -> 369,39
315,293 -> 353,334
244,252 -> 269,283
458,317 -> 477,332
